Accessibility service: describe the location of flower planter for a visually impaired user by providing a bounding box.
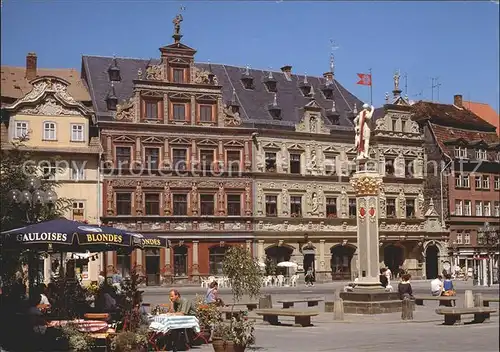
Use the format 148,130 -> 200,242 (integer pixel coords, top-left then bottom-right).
212,339 -> 246,352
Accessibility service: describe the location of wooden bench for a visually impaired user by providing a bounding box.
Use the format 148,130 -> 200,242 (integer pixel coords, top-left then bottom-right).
436,307 -> 497,325
483,298 -> 500,307
225,302 -> 258,311
413,296 -> 456,307
255,309 -> 319,327
276,298 -> 324,309
220,307 -> 247,320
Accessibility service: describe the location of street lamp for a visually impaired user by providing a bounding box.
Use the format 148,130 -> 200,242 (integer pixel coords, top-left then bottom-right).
478,222 -> 499,287
451,240 -> 458,275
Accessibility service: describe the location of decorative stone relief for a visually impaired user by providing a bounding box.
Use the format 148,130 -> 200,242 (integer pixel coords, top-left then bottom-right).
279,143 -> 289,172
223,105 -> 242,126
224,222 -> 243,231
379,186 -> 387,218
417,190 -> 425,218
358,198 -> 367,222
18,97 -> 81,116
310,192 -> 319,216
340,186 -> 348,218
244,183 -> 252,216
145,64 -> 164,81
199,222 -> 215,230
163,181 -> 171,215
398,189 -> 406,218
255,143 -> 265,172
281,188 -> 289,216
394,151 -> 406,178
190,182 -> 199,216
135,181 -> 143,216
172,222 -> 190,231
217,182 -> 225,216
192,67 -> 212,85
106,180 -> 114,216
414,153 -> 424,178
306,147 -> 320,175
115,98 -> 134,121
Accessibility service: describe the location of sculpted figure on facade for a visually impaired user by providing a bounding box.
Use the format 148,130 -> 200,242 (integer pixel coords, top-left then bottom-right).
115,98 -> 134,121
353,103 -> 375,160
146,64 -> 164,81
255,143 -> 265,172
340,186 -> 348,218
280,143 -> 289,172
311,192 -> 319,215
414,153 -> 424,178
135,181 -> 143,216
417,189 -> 425,218
307,148 -> 319,174
281,188 -> 289,216
172,13 -> 183,35
398,188 -> 406,218
163,181 -> 171,215
217,182 -> 225,215
256,184 -> 264,215
245,183 -> 252,215
223,105 -> 242,126
310,116 -> 317,133
106,180 -> 114,216
379,185 -> 387,218
191,182 -> 199,215
395,151 -> 406,177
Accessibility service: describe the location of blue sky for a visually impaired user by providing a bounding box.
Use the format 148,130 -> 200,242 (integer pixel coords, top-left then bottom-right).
2,1 -> 499,111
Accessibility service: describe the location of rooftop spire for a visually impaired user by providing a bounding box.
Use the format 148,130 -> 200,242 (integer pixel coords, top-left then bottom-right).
272,92 -> 278,106
244,65 -> 250,76
303,73 -> 308,84
329,39 -> 339,74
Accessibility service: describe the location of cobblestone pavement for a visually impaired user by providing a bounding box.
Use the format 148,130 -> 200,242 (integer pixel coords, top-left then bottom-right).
144,283 -> 499,352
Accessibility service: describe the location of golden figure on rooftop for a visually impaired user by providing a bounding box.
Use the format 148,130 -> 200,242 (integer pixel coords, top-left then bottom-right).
173,14 -> 183,36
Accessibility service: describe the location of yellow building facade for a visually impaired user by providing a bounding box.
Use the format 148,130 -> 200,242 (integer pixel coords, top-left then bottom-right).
2,74 -> 102,283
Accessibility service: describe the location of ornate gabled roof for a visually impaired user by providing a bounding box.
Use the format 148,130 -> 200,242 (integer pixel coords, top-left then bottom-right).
429,123 -> 499,153
81,56 -> 363,129
3,76 -> 94,120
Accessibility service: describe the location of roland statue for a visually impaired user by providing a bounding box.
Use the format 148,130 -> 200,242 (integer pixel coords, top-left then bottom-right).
353,103 -> 375,160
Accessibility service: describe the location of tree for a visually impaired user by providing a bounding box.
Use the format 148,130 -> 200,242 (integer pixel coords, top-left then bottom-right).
0,140 -> 71,287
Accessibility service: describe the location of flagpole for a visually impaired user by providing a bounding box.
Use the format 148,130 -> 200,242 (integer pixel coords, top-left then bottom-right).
369,68 -> 373,105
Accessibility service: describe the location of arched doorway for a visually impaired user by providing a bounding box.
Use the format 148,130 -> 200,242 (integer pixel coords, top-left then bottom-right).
330,245 -> 356,280
425,245 -> 439,279
383,244 -> 405,277
173,245 -> 188,277
266,245 -> 293,276
209,245 -> 229,275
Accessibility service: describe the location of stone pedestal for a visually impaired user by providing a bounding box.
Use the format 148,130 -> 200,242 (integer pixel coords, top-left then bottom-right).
339,162 -> 404,314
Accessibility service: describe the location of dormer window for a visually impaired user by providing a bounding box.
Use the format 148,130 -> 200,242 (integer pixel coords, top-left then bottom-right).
268,93 -> 281,120
108,58 -> 121,82
263,72 -> 277,93
321,83 -> 334,100
454,147 -> 467,159
475,149 -> 487,161
106,86 -> 118,111
326,110 -> 340,125
173,68 -> 185,83
299,75 -> 311,96
241,66 -> 254,89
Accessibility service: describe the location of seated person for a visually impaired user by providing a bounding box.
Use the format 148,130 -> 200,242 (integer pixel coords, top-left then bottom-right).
430,275 -> 443,296
379,268 -> 389,288
96,285 -> 118,312
37,284 -> 50,306
27,294 -> 47,335
168,290 -> 196,316
133,291 -> 149,323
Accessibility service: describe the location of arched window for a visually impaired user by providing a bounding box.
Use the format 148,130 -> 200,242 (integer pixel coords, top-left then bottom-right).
330,245 -> 356,280
173,246 -> 188,277
43,121 -> 57,141
209,246 -> 229,275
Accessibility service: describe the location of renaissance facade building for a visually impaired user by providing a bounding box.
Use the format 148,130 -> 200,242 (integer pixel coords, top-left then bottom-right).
79,18 -> 449,284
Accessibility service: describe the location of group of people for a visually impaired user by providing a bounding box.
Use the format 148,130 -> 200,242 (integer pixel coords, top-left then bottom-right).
431,274 -> 456,297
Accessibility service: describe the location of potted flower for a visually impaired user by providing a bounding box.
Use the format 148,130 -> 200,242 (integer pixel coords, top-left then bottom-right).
194,296 -> 222,343
212,246 -> 263,352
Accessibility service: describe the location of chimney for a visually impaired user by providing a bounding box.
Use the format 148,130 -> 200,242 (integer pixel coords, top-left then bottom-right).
280,65 -> 292,80
454,94 -> 463,108
26,52 -> 37,81
323,71 -> 333,83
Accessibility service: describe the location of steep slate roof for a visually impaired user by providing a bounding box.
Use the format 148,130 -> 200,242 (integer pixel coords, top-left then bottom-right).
1,65 -> 91,103
462,100 -> 499,136
82,55 -> 364,130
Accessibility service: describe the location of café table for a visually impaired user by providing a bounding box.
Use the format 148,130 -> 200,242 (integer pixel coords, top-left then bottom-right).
148,314 -> 201,352
47,319 -> 109,333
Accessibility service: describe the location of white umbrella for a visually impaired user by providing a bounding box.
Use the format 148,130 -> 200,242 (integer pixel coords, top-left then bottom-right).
277,261 -> 298,268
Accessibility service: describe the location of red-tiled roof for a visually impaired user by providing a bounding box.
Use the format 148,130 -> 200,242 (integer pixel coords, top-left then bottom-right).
412,101 -> 495,132
462,100 -> 499,136
429,123 -> 499,154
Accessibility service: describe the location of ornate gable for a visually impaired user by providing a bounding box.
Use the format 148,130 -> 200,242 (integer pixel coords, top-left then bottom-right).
113,135 -> 135,143
197,139 -> 218,146
295,104 -> 330,134
170,137 -> 190,145
5,76 -> 93,119
142,136 -> 163,144
224,140 -> 244,147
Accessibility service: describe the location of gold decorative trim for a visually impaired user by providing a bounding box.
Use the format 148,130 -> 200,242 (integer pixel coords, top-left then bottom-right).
350,174 -> 382,196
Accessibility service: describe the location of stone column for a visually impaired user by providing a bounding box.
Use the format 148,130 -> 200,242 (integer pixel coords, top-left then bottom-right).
257,240 -> 265,263
350,168 -> 384,290
192,241 -> 199,276
136,249 -> 143,276
164,246 -> 172,277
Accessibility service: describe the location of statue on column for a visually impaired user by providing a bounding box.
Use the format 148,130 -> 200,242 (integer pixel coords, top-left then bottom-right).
172,14 -> 183,36
353,103 -> 374,160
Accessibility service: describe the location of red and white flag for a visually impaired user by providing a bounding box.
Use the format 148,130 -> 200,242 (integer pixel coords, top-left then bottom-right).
356,73 -> 372,86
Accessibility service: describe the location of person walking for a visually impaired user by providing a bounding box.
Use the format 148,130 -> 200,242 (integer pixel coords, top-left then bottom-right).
305,267 -> 315,287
